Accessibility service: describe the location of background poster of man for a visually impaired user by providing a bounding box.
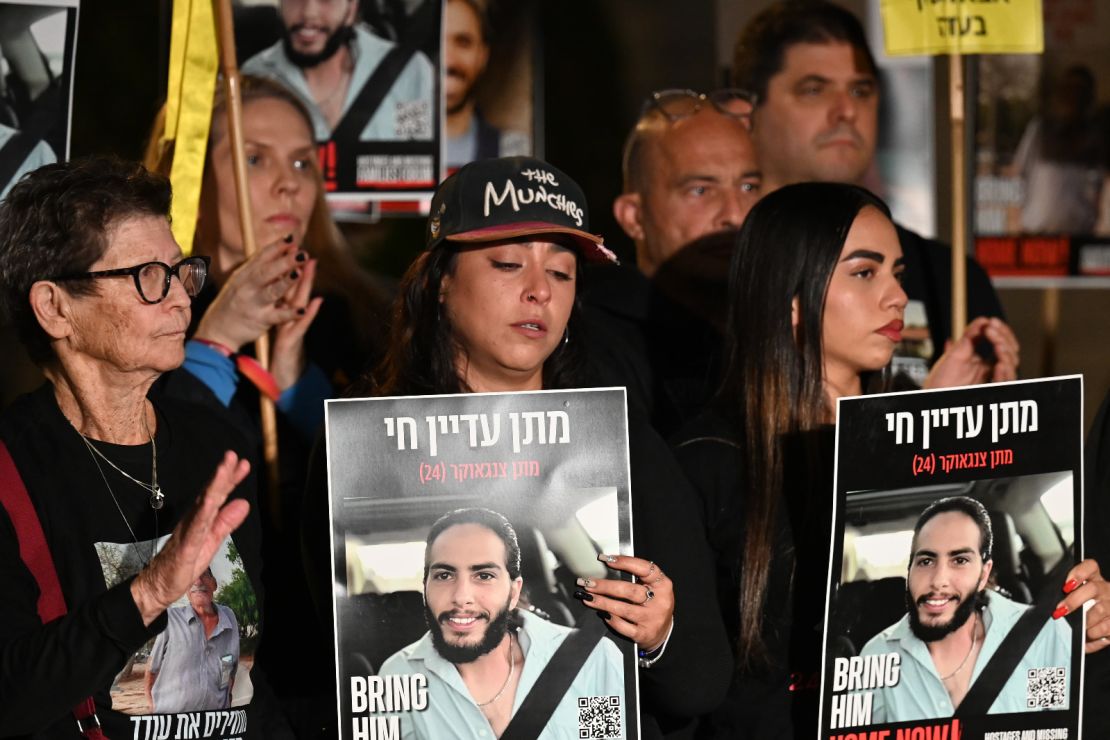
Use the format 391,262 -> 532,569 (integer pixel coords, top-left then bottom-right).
235,0 -> 441,199
443,0 -> 533,171
94,537 -> 260,715
0,0 -> 76,199
820,377 -> 1084,737
973,4 -> 1110,276
325,388 -> 638,740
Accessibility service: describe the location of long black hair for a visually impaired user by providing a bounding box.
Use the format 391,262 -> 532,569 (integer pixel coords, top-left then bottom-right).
718,181 -> 893,666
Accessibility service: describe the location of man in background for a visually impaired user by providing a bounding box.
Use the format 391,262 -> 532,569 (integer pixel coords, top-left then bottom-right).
582,93 -> 760,434
444,0 -> 529,168
735,0 -> 1017,385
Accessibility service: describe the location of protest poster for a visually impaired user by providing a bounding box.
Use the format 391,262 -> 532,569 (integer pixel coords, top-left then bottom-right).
0,0 -> 76,200
326,388 -> 638,740
234,0 -> 442,199
443,0 -> 536,172
819,377 -> 1084,740
880,0 -> 1044,57
972,3 -> 1110,278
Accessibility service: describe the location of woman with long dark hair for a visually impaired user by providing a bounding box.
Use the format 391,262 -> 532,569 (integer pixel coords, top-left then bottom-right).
314,156 -> 730,739
672,182 -> 1110,736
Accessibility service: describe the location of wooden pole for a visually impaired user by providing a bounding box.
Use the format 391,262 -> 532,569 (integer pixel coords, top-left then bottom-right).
212,0 -> 282,513
948,53 -> 968,339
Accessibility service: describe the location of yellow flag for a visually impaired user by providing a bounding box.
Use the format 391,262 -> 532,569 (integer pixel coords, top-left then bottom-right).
881,0 -> 1044,56
164,0 -> 218,254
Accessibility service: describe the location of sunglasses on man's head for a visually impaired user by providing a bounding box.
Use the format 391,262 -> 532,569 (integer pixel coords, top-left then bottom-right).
642,88 -> 757,127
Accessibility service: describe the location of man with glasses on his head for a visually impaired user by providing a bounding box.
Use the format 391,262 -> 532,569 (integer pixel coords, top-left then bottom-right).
581,88 -> 760,434
612,88 -> 760,279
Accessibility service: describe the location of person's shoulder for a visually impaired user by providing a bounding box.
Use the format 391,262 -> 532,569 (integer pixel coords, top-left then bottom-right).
353,24 -> 395,55
894,222 -> 990,275
166,603 -> 193,624
29,138 -> 55,166
498,129 -> 531,158
860,617 -> 908,656
984,589 -> 1027,624
580,263 -> 649,318
895,222 -> 948,260
218,602 -> 238,622
241,39 -> 285,73
519,608 -> 573,640
154,393 -> 254,460
671,406 -> 741,452
0,384 -> 53,442
379,632 -> 431,674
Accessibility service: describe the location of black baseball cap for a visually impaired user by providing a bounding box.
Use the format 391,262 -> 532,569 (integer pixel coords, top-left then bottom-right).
426,156 -> 617,264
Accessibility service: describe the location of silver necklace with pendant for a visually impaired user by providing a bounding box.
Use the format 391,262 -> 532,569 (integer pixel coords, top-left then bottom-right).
79,411 -> 164,510
77,409 -> 162,566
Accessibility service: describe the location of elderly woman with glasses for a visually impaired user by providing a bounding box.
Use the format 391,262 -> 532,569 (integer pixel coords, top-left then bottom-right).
0,158 -> 291,736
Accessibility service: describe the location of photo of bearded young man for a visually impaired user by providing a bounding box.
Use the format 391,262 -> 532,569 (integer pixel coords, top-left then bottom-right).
845,494 -> 1073,723
375,508 -> 624,739
241,0 -> 436,144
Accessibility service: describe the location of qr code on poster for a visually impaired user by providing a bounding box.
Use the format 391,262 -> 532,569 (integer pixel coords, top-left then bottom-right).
1026,667 -> 1067,709
578,695 -> 621,739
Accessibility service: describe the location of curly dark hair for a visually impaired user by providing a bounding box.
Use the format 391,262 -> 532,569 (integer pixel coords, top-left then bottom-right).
0,156 -> 171,365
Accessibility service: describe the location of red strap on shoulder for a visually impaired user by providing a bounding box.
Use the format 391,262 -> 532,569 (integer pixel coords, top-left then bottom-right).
0,441 -> 66,621
0,442 -> 107,738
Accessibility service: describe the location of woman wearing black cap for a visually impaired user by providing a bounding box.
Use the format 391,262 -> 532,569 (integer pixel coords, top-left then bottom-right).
310,156 -> 730,738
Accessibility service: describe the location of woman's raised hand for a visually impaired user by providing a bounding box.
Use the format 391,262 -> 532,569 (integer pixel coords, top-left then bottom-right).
130,452 -> 251,626
924,316 -> 1020,389
194,237 -> 309,352
270,256 -> 323,391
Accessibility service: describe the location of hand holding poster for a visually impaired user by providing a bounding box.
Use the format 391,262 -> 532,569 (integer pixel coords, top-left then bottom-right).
326,388 -> 638,740
820,377 -> 1083,739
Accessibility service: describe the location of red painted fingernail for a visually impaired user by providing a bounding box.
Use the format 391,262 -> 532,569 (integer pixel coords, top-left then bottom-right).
283,234 -> 294,243
1063,579 -> 1079,594
290,269 -> 300,280
1052,605 -> 1069,620
297,307 -> 306,316
295,251 -> 307,262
